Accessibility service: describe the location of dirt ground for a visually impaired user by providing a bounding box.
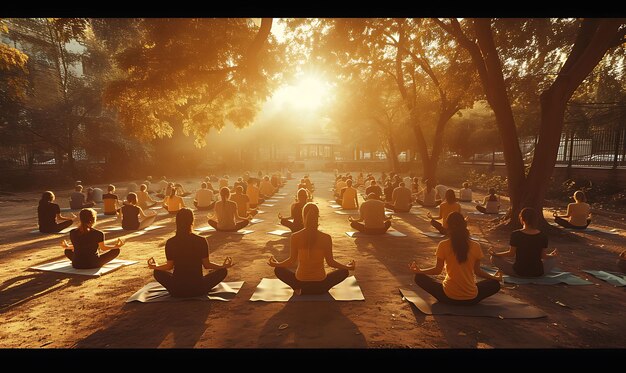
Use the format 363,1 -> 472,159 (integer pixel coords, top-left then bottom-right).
0,171 -> 624,348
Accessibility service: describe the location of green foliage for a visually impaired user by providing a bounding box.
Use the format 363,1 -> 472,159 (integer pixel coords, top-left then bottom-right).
466,169 -> 509,196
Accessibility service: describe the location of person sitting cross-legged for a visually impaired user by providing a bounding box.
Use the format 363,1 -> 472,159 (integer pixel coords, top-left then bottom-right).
489,207 -> 558,277
476,188 -> 501,214
70,185 -> 96,210
553,190 -> 591,230
120,193 -> 158,231
428,189 -> 462,235
148,208 -> 234,298
38,191 -> 76,233
194,182 -> 216,211
62,208 -> 125,269
409,211 -> 502,305
348,193 -> 392,235
207,187 -> 251,232
279,188 -> 309,233
385,182 -> 413,213
337,179 -> 359,210
268,203 -> 356,295
230,185 -> 258,218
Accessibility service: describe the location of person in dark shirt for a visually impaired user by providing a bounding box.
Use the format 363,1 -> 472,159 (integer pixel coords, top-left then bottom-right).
148,208 -> 234,298
489,207 -> 558,277
61,208 -> 124,269
38,191 -> 76,233
365,180 -> 383,200
279,188 -> 309,232
383,181 -> 394,203
120,193 -> 157,230
70,185 -> 96,210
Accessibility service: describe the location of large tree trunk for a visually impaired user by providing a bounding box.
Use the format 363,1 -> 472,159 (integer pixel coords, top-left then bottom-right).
387,136 -> 401,173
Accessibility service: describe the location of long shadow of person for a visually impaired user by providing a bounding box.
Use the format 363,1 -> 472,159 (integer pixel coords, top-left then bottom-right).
74,301 -> 213,348
258,301 -> 367,348
0,272 -> 85,311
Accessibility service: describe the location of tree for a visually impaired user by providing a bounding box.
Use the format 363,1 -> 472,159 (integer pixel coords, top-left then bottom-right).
436,18 -> 626,227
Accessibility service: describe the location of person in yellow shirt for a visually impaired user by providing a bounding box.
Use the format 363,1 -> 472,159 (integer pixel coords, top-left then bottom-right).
428,189 -> 462,235
338,179 -> 359,210
553,190 -> 592,229
230,186 -> 258,217
163,187 -> 185,215
246,178 -> 264,208
268,203 -> 356,295
409,212 -> 502,305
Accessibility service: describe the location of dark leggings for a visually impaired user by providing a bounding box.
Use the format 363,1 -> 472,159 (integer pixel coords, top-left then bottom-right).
414,274 -> 500,306
476,205 -> 501,214
154,268 -> 228,298
384,203 -> 412,213
64,249 -> 120,269
350,220 -> 391,234
554,216 -> 591,230
208,219 -> 249,232
194,201 -> 215,210
430,219 -> 448,235
40,220 -> 73,233
280,218 -> 303,233
275,267 -> 349,295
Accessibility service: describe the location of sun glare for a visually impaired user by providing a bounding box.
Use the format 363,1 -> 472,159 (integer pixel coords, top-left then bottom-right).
272,74 -> 332,112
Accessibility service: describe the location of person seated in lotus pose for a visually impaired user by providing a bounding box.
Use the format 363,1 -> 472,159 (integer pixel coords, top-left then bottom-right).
278,188 -> 309,233
259,175 -> 276,199
61,208 -> 125,269
459,182 -> 472,202
476,188 -> 501,214
148,208 -> 234,298
385,182 -> 412,213
348,193 -> 392,235
246,178 -> 264,208
194,182 -> 215,211
428,189 -> 462,235
137,184 -> 159,210
337,179 -> 359,210
163,187 -> 185,215
207,187 -> 251,232
268,203 -> 356,295
230,185 -> 258,218
365,180 -> 383,200
409,211 -> 502,305
415,179 -> 441,208
38,191 -> 76,233
120,193 -> 158,231
553,190 -> 591,230
70,185 -> 96,210
102,184 -> 122,216
489,207 -> 558,277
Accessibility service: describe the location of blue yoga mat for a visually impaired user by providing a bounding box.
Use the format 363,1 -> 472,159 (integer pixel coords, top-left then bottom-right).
583,270 -> 626,287
482,266 -> 593,285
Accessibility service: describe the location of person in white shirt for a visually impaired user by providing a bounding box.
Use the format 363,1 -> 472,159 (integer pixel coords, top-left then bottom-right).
435,183 -> 448,201
157,176 -> 169,196
553,190 -> 591,229
385,182 -> 413,212
208,187 -> 251,232
403,176 -> 412,190
194,182 -> 215,210
415,179 -> 442,208
137,184 -> 159,209
459,182 -> 472,202
348,193 -> 392,234
476,188 -> 501,214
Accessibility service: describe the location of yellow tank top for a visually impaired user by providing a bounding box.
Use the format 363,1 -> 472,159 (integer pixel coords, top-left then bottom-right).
296,246 -> 327,281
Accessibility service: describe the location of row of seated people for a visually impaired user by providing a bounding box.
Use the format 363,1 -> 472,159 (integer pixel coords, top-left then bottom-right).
51,193 -> 624,302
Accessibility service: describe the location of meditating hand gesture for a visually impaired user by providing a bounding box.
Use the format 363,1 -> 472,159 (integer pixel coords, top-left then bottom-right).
345,260 -> 356,271
267,255 -> 279,267
278,212 -> 283,219
115,238 -> 125,249
61,239 -> 71,250
147,257 -> 157,269
221,256 -> 234,268
493,270 -> 503,282
426,212 -> 433,219
409,260 -> 422,274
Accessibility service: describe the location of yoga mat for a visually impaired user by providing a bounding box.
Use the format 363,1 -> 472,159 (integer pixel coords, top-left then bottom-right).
256,210 -> 266,214
548,222 -> 620,235
334,210 -> 359,215
329,204 -> 342,209
419,230 -> 445,238
249,276 -> 364,302
194,226 -> 216,233
267,230 -> 291,237
399,288 -> 546,319
261,203 -> 275,207
30,259 -> 138,277
273,196 -> 285,199
275,193 -> 288,196
345,230 -> 407,238
29,226 -> 74,235
583,270 -> 626,287
482,267 -> 593,285
217,229 -> 254,235
126,281 -> 244,302
249,218 -> 264,224
264,199 -> 279,202
468,211 -> 507,215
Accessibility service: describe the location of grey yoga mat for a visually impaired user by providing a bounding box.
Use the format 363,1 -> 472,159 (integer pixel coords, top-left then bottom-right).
482,266 -> 593,285
399,287 -> 547,319
583,270 -> 626,287
126,281 -> 244,302
30,259 -> 138,277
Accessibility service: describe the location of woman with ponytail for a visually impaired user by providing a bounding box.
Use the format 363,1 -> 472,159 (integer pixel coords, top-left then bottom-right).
208,187 -> 251,232
38,191 -> 75,233
409,212 -> 502,305
148,208 -> 233,297
268,203 -> 356,295
61,208 -> 124,269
